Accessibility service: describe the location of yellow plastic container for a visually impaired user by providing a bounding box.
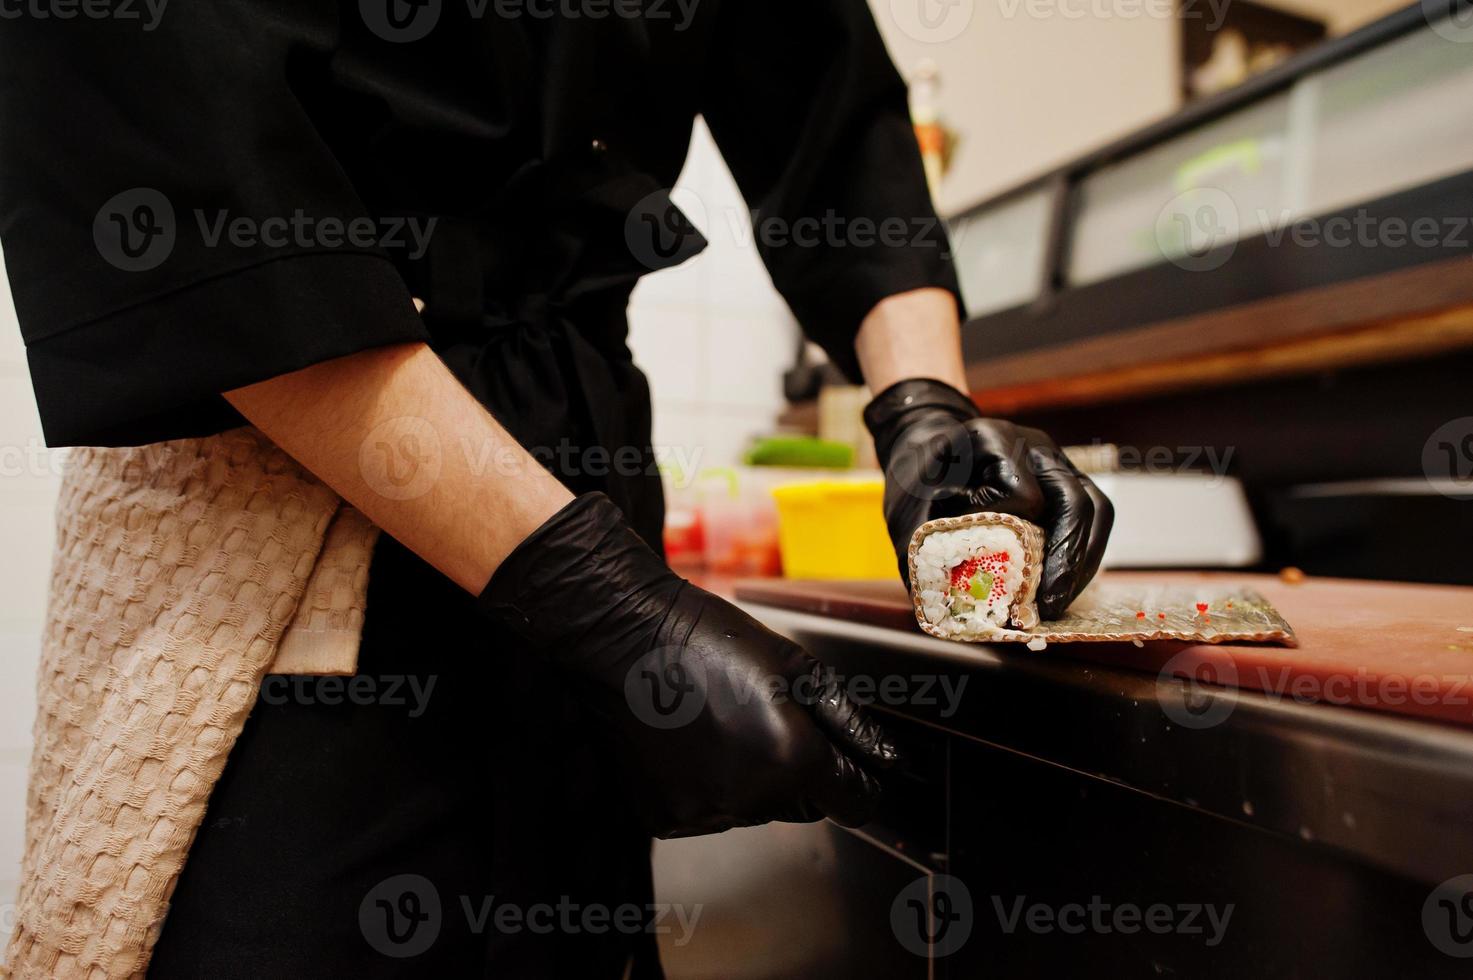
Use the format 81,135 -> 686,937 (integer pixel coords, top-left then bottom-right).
770,480 -> 895,579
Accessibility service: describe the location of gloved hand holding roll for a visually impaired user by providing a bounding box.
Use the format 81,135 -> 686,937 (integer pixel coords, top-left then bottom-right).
864,378 -> 1114,621
478,492 -> 899,838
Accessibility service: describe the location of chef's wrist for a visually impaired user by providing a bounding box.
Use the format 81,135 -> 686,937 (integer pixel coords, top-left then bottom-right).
476,492 -> 676,650
853,287 -> 968,395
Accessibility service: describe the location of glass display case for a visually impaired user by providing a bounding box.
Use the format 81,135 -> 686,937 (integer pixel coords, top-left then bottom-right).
951,1 -> 1473,383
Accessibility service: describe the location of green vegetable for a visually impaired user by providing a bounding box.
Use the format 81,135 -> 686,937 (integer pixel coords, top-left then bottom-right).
744,437 -> 854,469
969,571 -> 993,601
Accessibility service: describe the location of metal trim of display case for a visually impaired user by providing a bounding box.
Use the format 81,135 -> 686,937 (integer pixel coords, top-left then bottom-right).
961,170 -> 1473,367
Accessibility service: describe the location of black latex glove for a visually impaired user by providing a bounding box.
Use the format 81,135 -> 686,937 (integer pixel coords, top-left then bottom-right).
478,493 -> 898,838
864,378 -> 1113,620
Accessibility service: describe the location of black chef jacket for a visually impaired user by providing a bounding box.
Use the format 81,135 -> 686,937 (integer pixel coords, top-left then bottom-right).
3,8 -> 960,971
1,0 -> 959,524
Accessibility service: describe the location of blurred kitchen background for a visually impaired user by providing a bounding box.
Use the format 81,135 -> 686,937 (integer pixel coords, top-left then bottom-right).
633,4 -> 1473,976
2,0 -> 1470,928
630,0 -> 1470,593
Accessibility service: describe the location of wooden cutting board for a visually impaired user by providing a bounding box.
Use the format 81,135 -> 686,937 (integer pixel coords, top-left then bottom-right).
735,572 -> 1473,727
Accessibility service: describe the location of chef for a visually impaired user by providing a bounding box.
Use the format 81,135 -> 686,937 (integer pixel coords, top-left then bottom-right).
0,1 -> 1111,976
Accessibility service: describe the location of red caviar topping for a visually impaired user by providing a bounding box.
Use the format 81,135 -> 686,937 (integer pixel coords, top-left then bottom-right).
1195,603 -> 1209,615
1136,611 -> 1146,619
949,556 -> 986,589
949,552 -> 1012,591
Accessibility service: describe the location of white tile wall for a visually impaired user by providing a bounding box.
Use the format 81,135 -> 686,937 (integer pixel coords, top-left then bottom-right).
0,248 -> 59,911
628,119 -> 801,473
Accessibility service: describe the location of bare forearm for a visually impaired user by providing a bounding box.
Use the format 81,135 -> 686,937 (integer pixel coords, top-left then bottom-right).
225,342 -> 572,594
854,287 -> 968,395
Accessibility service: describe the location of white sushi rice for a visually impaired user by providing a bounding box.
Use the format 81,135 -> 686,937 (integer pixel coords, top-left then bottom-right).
913,524 -> 1028,638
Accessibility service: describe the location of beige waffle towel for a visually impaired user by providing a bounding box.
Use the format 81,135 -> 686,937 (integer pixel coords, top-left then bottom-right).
2,427 -> 378,979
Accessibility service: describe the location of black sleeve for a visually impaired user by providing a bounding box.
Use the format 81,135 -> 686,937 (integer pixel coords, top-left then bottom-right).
0,4 -> 430,447
697,0 -> 963,382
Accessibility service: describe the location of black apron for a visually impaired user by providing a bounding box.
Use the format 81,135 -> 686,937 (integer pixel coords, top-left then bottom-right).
148,163 -> 704,980
402,147 -> 707,550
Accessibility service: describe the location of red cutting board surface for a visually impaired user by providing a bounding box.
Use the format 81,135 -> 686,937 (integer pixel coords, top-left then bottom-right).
734,572 -> 1473,727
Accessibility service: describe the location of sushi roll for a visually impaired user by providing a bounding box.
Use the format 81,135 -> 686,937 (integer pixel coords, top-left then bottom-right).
908,512 -> 1045,640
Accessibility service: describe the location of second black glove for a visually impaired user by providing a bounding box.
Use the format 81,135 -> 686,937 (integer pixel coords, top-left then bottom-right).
864,378 -> 1113,620
479,493 -> 898,838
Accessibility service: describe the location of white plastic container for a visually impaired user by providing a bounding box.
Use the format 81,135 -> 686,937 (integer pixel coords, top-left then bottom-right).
1090,472 -> 1262,569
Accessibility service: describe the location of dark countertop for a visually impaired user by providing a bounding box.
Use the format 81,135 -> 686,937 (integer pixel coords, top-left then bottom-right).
733,575 -> 1473,888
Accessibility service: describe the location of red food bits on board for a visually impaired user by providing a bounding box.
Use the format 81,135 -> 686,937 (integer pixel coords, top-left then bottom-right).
1195,603 -> 1209,615
1136,611 -> 1146,619
1157,613 -> 1166,620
